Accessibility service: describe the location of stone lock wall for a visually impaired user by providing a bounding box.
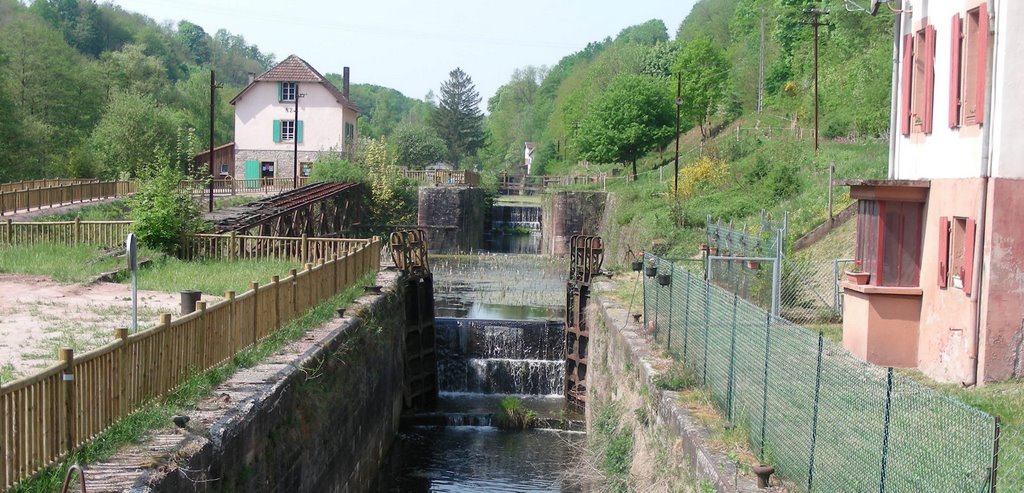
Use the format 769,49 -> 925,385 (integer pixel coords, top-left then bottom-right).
417,186 -> 484,253
542,191 -> 607,256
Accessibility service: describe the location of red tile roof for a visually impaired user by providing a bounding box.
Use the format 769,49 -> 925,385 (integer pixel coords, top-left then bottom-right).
230,54 -> 358,112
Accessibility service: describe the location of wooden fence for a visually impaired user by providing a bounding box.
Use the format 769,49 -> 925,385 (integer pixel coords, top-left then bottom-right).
1,219 -> 133,247
399,170 -> 481,187
0,179 -> 100,193
181,233 -> 372,264
0,238 -> 381,490
0,181 -> 135,216
179,177 -> 309,196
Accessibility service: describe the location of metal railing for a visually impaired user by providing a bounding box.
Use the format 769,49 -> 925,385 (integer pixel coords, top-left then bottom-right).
643,253 -> 999,492
179,177 -> 310,196
398,170 -> 480,187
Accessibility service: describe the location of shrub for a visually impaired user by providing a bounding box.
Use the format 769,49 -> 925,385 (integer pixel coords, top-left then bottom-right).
308,153 -> 369,184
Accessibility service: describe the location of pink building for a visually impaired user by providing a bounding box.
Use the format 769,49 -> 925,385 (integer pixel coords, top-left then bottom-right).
842,1 -> 1024,385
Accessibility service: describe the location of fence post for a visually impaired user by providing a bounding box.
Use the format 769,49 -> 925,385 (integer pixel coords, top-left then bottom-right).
683,270 -> 691,362
60,347 -> 76,451
197,301 -> 208,368
703,280 -> 710,386
879,367 -> 894,493
0,190 -> 5,216
271,276 -> 281,330
727,293 -> 738,423
225,291 -> 236,356
667,263 -> 674,352
760,310 -> 771,461
4,218 -> 10,244
289,269 -> 298,318
115,328 -> 128,418
73,217 -> 81,246
991,416 -> 1001,493
807,331 -> 824,492
301,234 -> 309,264
250,282 -> 259,346
654,263 -> 661,341
229,232 -> 237,260
332,254 -> 340,294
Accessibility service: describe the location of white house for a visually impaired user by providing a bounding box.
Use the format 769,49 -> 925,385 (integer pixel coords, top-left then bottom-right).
230,55 -> 359,181
842,0 -> 1024,385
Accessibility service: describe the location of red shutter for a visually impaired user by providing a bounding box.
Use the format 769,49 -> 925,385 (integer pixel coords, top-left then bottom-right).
949,14 -> 962,128
901,34 -> 914,136
964,218 -> 977,296
923,25 -> 937,134
976,2 -> 989,126
938,216 -> 950,288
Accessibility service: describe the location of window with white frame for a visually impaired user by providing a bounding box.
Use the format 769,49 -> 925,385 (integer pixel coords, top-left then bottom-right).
281,120 -> 296,141
281,81 -> 297,102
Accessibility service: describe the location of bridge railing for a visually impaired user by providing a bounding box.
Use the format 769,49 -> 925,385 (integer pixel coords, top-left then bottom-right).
0,237 -> 381,490
0,181 -> 135,216
0,219 -> 133,247
498,173 -> 607,195
179,177 -> 310,196
398,170 -> 480,187
0,178 -> 100,193
182,233 -> 373,264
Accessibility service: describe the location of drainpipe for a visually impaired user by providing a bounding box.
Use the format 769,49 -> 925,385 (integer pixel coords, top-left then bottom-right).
969,2 -> 998,386
887,2 -> 905,180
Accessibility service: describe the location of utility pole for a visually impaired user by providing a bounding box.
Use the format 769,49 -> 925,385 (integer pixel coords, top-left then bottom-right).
208,71 -> 222,213
757,12 -> 766,114
293,83 -> 300,189
674,73 -> 682,197
804,8 -> 831,153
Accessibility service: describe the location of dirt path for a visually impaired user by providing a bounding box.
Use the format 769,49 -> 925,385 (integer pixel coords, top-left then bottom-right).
0,274 -> 201,383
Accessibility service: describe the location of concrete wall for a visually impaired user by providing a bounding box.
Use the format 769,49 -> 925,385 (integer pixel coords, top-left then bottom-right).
587,286 -> 761,492
542,191 -> 607,256
94,272 -> 408,492
417,186 -> 484,253
978,177 -> 1024,381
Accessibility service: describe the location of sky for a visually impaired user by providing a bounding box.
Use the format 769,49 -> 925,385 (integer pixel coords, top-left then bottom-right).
107,0 -> 698,103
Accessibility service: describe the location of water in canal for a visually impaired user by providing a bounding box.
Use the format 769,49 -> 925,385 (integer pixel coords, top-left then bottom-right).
372,253 -> 588,492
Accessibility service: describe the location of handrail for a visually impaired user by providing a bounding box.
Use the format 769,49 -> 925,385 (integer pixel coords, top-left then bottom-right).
60,464 -> 87,493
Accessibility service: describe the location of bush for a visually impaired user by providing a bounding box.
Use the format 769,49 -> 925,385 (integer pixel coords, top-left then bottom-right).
127,165 -> 207,254
308,153 -> 368,184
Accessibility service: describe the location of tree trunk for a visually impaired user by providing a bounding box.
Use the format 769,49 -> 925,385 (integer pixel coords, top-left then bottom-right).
631,159 -> 638,182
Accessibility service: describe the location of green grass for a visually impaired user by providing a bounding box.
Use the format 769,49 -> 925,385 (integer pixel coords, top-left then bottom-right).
213,195 -> 261,210
32,201 -> 129,222
9,272 -> 375,493
130,256 -> 300,296
0,244 -> 145,283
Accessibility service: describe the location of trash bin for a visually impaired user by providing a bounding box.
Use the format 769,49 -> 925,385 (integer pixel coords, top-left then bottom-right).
180,290 -> 202,315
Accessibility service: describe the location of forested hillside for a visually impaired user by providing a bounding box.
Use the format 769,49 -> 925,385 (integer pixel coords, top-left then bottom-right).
0,0 -> 431,182
482,0 -> 895,175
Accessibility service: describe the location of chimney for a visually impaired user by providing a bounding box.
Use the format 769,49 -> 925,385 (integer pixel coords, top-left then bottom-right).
343,66 -> 350,99
247,72 -> 256,84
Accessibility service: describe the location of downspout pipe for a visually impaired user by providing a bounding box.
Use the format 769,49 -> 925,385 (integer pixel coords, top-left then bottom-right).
887,2 -> 905,180
970,1 -> 998,386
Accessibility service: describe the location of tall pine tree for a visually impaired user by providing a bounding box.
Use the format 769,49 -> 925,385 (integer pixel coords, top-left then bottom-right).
432,68 -> 485,167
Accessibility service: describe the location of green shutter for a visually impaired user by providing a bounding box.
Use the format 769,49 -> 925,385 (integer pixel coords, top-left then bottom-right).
297,120 -> 303,143
273,120 -> 281,142
277,82 -> 283,102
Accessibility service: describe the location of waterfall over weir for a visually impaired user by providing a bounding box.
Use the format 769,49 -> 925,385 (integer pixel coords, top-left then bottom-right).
435,318 -> 564,396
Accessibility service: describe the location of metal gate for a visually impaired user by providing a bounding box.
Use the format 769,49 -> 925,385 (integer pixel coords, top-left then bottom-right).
565,235 -> 604,411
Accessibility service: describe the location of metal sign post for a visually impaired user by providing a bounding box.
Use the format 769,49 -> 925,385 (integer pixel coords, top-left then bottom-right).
126,233 -> 138,333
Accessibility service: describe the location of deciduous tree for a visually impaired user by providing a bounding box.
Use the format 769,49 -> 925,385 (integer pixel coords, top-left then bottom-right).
576,74 -> 674,181
674,38 -> 730,141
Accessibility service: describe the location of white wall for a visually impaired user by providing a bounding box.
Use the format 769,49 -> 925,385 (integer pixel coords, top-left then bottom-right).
893,0 -> 1024,180
234,81 -> 355,153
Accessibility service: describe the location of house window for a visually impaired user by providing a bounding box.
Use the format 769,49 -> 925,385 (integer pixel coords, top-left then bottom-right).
949,218 -> 968,288
300,162 -> 312,177
260,161 -> 275,178
344,122 -> 355,144
281,82 -> 296,102
282,120 -> 296,141
219,163 -> 229,176
938,216 -> 977,293
856,200 -> 924,287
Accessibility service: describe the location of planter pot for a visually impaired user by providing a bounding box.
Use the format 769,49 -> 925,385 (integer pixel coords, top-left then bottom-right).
846,271 -> 870,285
644,266 -> 657,277
752,464 -> 775,488
746,260 -> 760,270
698,243 -> 709,253
656,273 -> 672,286
708,247 -> 719,256
631,260 -> 644,272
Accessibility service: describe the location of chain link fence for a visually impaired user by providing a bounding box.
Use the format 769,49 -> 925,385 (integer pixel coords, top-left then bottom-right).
642,253 -> 999,492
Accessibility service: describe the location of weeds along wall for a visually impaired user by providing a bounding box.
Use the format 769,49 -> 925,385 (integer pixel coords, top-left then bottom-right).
0,239 -> 381,490
148,271 -> 408,492
641,254 -> 999,492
